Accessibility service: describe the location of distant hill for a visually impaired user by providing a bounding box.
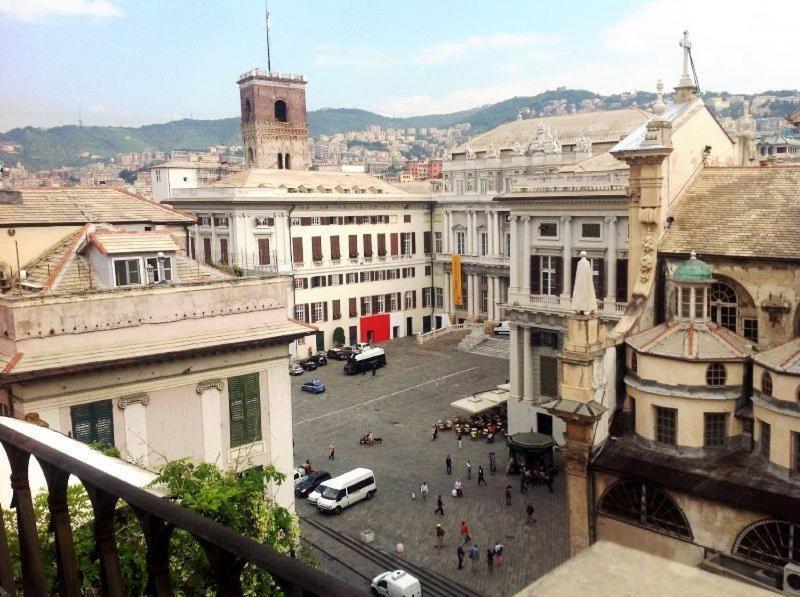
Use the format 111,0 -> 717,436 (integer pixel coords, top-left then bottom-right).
2,87 -> 797,171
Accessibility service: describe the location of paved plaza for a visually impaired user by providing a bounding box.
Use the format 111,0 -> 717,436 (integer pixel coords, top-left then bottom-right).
291,336 -> 569,596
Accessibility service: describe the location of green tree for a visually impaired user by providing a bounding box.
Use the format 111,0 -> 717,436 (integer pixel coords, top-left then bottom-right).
118,169 -> 137,184
332,326 -> 346,347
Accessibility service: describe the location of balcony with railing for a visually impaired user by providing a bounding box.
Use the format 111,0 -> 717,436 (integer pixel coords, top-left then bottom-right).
515,293 -> 627,318
434,253 -> 511,268
0,417 -> 360,596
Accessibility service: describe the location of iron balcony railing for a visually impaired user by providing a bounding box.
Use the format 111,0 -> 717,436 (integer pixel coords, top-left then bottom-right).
0,419 -> 364,597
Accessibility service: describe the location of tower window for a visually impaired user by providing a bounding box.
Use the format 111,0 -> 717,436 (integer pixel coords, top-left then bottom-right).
277,153 -> 284,169
761,371 -> 773,397
247,147 -> 254,166
243,99 -> 252,122
705,363 -> 727,387
285,154 -> 291,170
275,100 -> 287,122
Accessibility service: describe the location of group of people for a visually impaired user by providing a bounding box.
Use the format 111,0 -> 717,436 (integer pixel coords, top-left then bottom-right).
513,462 -> 554,493
435,520 -> 505,573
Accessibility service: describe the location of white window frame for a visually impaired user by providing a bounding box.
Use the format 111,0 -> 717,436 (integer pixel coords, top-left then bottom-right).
541,255 -> 557,296
480,232 -> 488,256
314,302 -> 324,322
361,297 -> 372,316
346,272 -> 358,284
401,233 -> 412,255
376,294 -> 385,313
434,232 -> 442,254
478,178 -> 486,194
422,287 -> 432,308
456,231 -> 466,255
435,287 -> 444,308
581,222 -> 602,240
310,216 -> 320,225
390,293 -> 398,311
113,257 -> 142,287
505,233 -> 511,258
294,305 -> 306,322
145,256 -> 172,283
404,291 -> 414,310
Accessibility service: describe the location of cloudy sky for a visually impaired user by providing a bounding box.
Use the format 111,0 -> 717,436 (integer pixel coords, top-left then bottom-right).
1,0 -> 797,131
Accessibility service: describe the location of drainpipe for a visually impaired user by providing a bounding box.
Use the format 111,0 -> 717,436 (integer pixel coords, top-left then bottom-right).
428,199 -> 435,323
287,204 -> 297,354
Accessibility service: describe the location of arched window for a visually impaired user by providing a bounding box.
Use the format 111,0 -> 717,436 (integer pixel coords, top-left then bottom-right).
277,153 -> 284,169
709,282 -> 737,332
598,480 -> 692,540
733,520 -> 800,571
761,371 -> 773,396
706,363 -> 727,386
274,100 -> 287,122
243,99 -> 252,122
247,147 -> 254,166
285,154 -> 291,170
630,351 -> 638,374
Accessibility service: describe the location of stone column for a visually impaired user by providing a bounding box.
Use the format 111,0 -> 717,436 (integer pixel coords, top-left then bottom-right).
196,379 -> 224,466
509,216 -> 518,292
444,272 -> 451,315
494,276 -> 502,315
486,210 -> 494,257
475,275 -> 483,316
494,212 -> 503,257
605,216 -> 618,307
118,393 -> 150,467
561,216 -> 573,301
450,212 -> 457,255
509,324 -> 521,399
444,211 -> 451,253
266,365 -> 295,510
522,217 -> 532,294
487,275 -> 495,321
467,273 -> 474,317
523,326 -> 534,402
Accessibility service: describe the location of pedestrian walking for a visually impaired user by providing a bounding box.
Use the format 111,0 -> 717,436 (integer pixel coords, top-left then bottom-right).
486,548 -> 494,573
432,426 -> 439,441
456,544 -> 465,570
506,457 -> 515,474
457,433 -> 463,449
466,460 -> 472,480
489,451 -> 497,473
477,465 -> 487,485
519,467 -> 527,493
371,362 -> 377,376
445,454 -> 453,475
420,481 -> 429,501
526,503 -> 536,525
454,479 -> 463,497
545,468 -> 554,493
328,442 -> 335,460
468,544 -> 479,570
505,484 -> 512,506
435,494 -> 444,515
460,520 -> 471,543
435,524 -> 445,548
493,541 -> 504,566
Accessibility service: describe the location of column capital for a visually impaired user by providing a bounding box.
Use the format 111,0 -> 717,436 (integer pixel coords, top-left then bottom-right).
604,216 -> 618,223
196,378 -> 224,395
522,216 -> 531,223
560,215 -> 573,223
117,392 -> 150,410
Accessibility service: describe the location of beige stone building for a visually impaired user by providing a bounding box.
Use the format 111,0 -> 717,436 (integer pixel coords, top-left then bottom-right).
0,188 -> 311,510
544,35 -> 800,593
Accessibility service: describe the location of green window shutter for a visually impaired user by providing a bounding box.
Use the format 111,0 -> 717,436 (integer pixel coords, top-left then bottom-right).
71,400 -> 114,447
229,373 -> 261,447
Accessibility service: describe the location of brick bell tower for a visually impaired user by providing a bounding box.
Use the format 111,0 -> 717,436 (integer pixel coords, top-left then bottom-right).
237,69 -> 309,170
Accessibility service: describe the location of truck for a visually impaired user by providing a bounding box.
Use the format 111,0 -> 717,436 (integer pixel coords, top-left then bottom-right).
343,346 -> 387,375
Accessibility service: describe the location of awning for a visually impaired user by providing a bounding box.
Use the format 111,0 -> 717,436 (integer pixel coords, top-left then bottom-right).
451,386 -> 509,414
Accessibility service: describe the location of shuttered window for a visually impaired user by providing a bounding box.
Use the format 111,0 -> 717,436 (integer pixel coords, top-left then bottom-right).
258,238 -> 270,265
349,297 -> 357,318
423,231 -> 431,254
292,237 -> 304,264
219,238 -> 229,265
203,237 -> 212,264
616,259 -> 628,302
363,234 -> 373,257
229,374 -> 262,447
330,236 -> 341,260
377,234 -> 386,256
390,233 -> 399,256
312,236 -> 323,262
71,400 -> 114,447
349,235 -> 358,258
332,299 -> 341,320
540,356 -> 558,397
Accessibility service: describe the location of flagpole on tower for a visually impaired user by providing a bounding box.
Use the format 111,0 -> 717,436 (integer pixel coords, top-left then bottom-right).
265,0 -> 272,72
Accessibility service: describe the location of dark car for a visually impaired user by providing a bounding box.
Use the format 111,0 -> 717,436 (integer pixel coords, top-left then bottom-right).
300,358 -> 318,371
308,353 -> 328,367
295,471 -> 332,497
327,346 -> 353,361
301,378 -> 326,394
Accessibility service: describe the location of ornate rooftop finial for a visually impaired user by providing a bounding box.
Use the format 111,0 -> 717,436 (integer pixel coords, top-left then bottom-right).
571,251 -> 597,315
675,30 -> 697,103
653,79 -> 666,116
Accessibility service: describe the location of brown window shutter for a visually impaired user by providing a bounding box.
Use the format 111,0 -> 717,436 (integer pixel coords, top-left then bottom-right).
411,232 -> 416,254
349,235 -> 358,258
372,296 -> 379,313
412,290 -> 417,309
530,256 -> 541,294
385,294 -> 392,312
390,233 -> 399,256
363,234 -> 373,257
356,216 -> 364,224
304,304 -> 310,322
219,238 -> 229,265
595,258 -> 606,297
332,299 -> 341,320
300,217 -> 312,225
292,237 -> 303,263
330,236 -> 341,259
423,231 -> 431,254
554,257 -> 564,295
349,297 -> 357,318
323,302 -> 328,322
258,238 -> 270,265
377,234 -> 386,256
616,259 -> 628,302
312,236 -> 322,261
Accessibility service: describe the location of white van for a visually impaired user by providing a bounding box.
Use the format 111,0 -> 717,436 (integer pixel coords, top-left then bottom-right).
371,570 -> 422,597
315,467 -> 376,514
493,320 -> 510,335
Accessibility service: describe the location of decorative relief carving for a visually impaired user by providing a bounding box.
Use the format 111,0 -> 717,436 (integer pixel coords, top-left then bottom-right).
117,393 -> 150,410
486,143 -> 500,158
761,294 -> 791,326
638,232 -> 656,283
465,145 -> 477,160
196,379 -> 225,395
627,187 -> 641,204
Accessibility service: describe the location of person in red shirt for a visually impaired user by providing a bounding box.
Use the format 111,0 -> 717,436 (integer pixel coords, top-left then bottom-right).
460,521 -> 471,543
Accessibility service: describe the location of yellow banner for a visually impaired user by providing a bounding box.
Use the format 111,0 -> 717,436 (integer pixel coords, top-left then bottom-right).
451,254 -> 463,306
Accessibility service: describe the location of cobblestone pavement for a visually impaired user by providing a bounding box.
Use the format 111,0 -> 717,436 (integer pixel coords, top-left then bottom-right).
291,336 -> 568,597
463,336 -> 510,360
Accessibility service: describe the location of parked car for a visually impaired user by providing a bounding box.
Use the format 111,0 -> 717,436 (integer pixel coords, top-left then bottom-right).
307,352 -> 327,367
344,347 -> 387,375
301,378 -> 326,394
316,467 -> 376,514
371,570 -> 422,597
327,347 -> 353,361
300,358 -> 318,371
295,471 -> 332,497
289,362 -> 304,376
293,467 -> 308,485
493,320 -> 510,335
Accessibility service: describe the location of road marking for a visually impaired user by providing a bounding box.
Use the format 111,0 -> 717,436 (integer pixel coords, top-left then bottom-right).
293,366 -> 479,427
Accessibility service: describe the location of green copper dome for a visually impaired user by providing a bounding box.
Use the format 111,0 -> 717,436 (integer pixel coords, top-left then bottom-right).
673,251 -> 712,282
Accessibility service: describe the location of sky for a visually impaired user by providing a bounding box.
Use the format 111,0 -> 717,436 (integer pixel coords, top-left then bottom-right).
1,0 -> 798,131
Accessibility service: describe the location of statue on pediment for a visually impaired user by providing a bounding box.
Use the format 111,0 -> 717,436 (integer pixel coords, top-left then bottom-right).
486,142 -> 500,158
512,141 -> 526,156
465,145 -> 477,160
577,134 -> 591,153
